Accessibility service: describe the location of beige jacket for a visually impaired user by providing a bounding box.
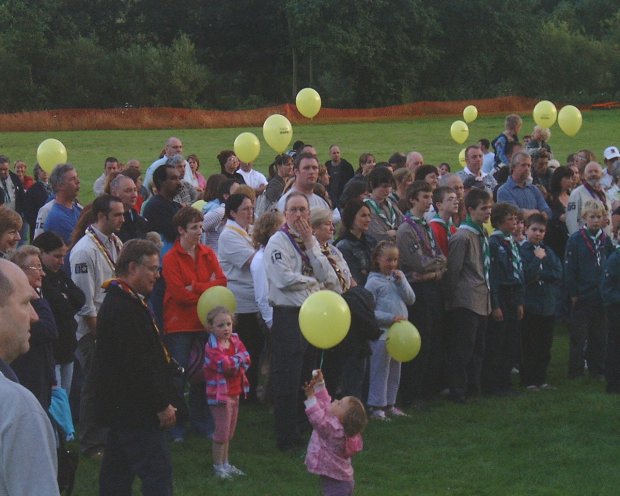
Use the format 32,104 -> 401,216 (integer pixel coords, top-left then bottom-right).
444,227 -> 491,316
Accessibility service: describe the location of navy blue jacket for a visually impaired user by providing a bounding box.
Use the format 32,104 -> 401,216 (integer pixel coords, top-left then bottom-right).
489,232 -> 524,309
519,241 -> 562,316
601,248 -> 620,306
564,228 -> 614,306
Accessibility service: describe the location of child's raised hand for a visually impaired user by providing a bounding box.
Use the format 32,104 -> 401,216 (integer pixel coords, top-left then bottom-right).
312,369 -> 324,383
303,381 -> 315,398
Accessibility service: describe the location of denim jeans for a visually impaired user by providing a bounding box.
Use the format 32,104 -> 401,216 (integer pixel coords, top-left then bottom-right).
164,332 -> 213,439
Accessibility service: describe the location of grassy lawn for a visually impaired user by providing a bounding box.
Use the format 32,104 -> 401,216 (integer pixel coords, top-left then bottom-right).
0,109 -> 617,205
2,110 -> 618,494
72,325 -> 620,495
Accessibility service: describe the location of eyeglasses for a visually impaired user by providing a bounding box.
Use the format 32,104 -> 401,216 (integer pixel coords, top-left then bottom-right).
140,264 -> 160,274
24,266 -> 44,272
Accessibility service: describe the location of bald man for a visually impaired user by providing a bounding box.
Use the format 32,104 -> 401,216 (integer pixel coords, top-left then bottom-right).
0,259 -> 59,495
143,137 -> 185,192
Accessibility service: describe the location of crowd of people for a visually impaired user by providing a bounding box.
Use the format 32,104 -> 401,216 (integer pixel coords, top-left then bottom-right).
1,114 -> 620,495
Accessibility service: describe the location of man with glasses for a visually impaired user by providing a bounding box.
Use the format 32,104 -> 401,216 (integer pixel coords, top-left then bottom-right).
93,239 -> 177,496
264,192 -> 338,450
143,137 -> 185,193
70,194 -> 124,459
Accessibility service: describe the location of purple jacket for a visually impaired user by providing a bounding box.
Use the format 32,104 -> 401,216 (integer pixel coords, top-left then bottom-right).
304,386 -> 363,482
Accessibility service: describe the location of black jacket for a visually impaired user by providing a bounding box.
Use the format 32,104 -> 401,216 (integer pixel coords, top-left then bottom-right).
118,209 -> 150,243
0,170 -> 26,214
142,195 -> 181,245
93,283 -> 178,428
41,266 -> 85,364
11,297 -> 58,410
24,182 -> 52,240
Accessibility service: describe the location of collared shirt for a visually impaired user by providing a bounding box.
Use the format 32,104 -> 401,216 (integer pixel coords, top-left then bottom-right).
456,167 -> 497,195
496,176 -> 552,217
1,174 -> 16,210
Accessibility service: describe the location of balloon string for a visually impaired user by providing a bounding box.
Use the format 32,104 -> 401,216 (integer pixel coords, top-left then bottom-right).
319,350 -> 324,370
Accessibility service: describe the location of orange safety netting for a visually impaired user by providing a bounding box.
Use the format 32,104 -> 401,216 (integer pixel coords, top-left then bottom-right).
0,96 -> 589,132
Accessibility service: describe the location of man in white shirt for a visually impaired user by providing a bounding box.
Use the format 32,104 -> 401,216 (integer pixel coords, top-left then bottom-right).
277,152 -> 330,212
143,137 -> 184,192
93,157 -> 120,196
71,195 -> 124,458
237,160 -> 267,195
457,145 -> 497,195
601,146 -> 620,191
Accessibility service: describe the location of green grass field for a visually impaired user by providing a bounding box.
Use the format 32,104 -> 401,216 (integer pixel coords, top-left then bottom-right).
3,110 -> 619,495
0,109 -> 617,205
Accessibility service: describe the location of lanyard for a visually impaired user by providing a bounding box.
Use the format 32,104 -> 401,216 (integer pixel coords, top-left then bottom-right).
86,226 -> 121,272
106,279 -> 172,364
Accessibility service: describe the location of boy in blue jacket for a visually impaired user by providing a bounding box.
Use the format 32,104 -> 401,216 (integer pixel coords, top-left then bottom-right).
518,214 -> 562,390
481,202 -> 524,395
565,200 -> 613,379
601,246 -> 620,393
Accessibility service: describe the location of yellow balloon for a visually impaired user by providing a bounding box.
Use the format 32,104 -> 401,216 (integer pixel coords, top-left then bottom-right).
197,286 -> 237,327
386,321 -> 421,362
296,87 -> 322,119
459,148 -> 466,167
262,114 -> 293,154
533,100 -> 557,128
37,139 -> 68,174
557,105 -> 583,137
234,132 -> 261,163
463,105 -> 478,123
450,120 -> 469,144
299,290 -> 351,349
191,200 -> 206,212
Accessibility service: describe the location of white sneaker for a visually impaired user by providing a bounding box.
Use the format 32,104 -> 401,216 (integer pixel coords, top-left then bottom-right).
225,464 -> 246,477
214,466 -> 233,480
387,406 -> 408,417
369,408 -> 390,421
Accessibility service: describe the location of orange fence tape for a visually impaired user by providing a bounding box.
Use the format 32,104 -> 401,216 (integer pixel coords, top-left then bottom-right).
0,96 -> 594,132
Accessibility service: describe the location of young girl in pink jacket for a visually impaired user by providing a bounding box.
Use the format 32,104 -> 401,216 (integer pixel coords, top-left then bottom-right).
303,369 -> 368,496
204,306 -> 250,480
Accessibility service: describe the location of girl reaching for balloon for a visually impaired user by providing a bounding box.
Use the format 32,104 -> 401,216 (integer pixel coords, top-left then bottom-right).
303,369 -> 367,496
364,240 -> 416,421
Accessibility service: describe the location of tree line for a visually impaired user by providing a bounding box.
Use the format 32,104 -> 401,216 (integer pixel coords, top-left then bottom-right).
0,0 -> 618,112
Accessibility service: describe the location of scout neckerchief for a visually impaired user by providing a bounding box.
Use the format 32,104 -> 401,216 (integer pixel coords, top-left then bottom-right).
582,180 -> 608,208
281,224 -> 313,276
460,215 -> 490,288
364,197 -> 399,229
429,214 -> 455,240
103,278 -> 172,364
403,212 -> 439,257
320,242 -> 349,292
579,227 -> 606,267
86,225 -> 122,272
491,230 -> 523,280
225,220 -> 254,248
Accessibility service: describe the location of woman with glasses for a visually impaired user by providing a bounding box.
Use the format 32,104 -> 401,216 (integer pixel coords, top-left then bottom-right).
162,206 -> 227,442
9,245 -> 58,410
218,194 -> 265,401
